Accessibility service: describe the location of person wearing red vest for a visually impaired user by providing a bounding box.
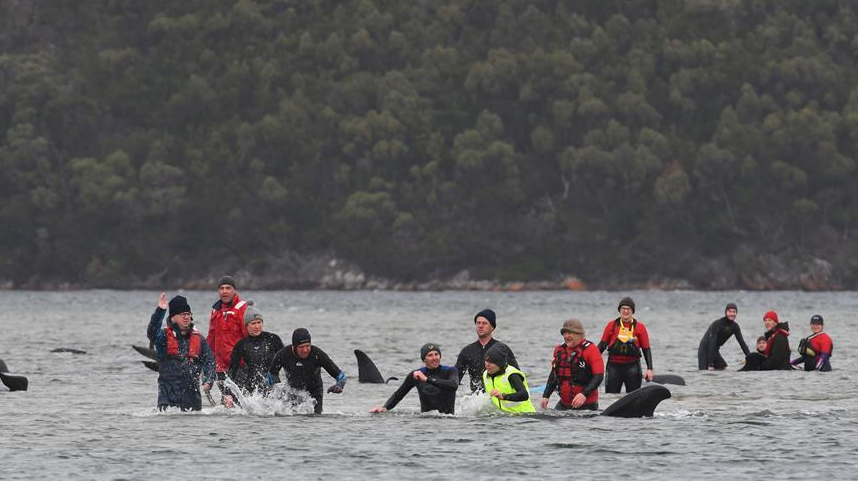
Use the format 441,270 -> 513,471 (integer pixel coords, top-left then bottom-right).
147,293 -> 215,411
791,314 -> 833,371
758,310 -> 791,370
598,297 -> 654,393
207,275 -> 249,402
541,319 -> 604,410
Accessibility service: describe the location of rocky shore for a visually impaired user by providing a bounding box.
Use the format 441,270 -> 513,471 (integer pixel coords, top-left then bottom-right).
1,251 -> 848,291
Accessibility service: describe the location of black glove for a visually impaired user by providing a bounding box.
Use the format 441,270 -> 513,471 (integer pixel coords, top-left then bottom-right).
327,384 -> 343,394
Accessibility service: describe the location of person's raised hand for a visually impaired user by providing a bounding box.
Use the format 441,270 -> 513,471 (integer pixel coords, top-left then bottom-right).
158,292 -> 168,309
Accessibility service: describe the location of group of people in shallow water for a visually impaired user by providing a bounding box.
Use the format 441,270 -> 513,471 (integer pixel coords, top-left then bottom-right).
147,276 -> 834,414
697,303 -> 833,372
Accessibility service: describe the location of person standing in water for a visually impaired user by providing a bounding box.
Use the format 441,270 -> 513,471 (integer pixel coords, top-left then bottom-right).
482,344 -> 535,414
598,297 -> 654,393
207,275 -> 249,403
455,309 -> 519,393
698,302 -> 751,370
370,343 -> 459,414
268,328 -> 346,414
791,315 -> 833,371
226,306 -> 284,404
541,319 -> 604,411
147,293 -> 216,411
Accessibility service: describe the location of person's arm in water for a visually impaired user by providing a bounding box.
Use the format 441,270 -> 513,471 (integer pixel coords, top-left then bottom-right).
454,348 -> 469,386
376,373 -> 418,411
319,349 -> 347,393
267,349 -> 284,385
597,322 -> 613,354
199,339 -> 216,388
497,373 -> 530,402
227,338 -> 246,381
733,324 -> 750,356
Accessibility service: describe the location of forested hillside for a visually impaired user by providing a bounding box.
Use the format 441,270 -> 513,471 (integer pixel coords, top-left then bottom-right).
1,0 -> 857,289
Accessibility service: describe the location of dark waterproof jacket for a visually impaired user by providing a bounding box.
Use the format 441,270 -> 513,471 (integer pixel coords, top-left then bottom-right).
760,323 -> 791,371
455,338 -> 518,393
383,365 -> 459,414
228,331 -> 284,394
147,307 -> 216,410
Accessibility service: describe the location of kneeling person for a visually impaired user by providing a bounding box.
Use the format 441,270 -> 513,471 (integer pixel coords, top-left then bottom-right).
370,343 -> 459,414
483,344 -> 535,413
268,328 -> 346,414
541,319 -> 604,411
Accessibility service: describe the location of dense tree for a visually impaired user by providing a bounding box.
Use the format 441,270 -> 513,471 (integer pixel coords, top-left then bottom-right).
1,0 -> 858,287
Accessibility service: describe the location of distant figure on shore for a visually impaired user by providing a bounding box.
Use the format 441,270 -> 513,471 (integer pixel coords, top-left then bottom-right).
370,343 -> 458,414
455,309 -> 519,393
791,315 -> 833,371
598,297 -> 654,393
147,293 -> 215,411
698,302 -> 750,370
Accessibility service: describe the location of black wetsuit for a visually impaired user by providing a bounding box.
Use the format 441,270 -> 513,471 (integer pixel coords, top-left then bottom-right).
383,365 -> 459,414
698,317 -> 750,370
228,331 -> 284,395
268,345 -> 344,414
455,338 -> 519,393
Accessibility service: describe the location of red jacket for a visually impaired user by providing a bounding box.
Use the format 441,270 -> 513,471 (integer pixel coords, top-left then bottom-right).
553,340 -> 604,406
600,318 -> 650,364
207,293 -> 249,372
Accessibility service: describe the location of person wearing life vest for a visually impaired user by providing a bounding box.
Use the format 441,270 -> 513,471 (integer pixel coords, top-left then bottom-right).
698,302 -> 750,370
147,293 -> 215,411
370,343 -> 459,414
226,306 -> 284,405
541,319 -> 604,411
791,314 -> 832,371
598,297 -> 653,393
757,310 -> 791,370
482,344 -> 535,414
207,275 -> 249,403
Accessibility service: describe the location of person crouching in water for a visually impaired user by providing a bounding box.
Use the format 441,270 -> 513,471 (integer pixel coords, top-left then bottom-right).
791,315 -> 833,371
598,297 -> 654,393
225,306 -> 284,406
147,293 -> 216,411
482,344 -> 535,413
541,319 -> 604,411
370,343 -> 459,414
743,310 -> 792,371
268,328 -> 346,414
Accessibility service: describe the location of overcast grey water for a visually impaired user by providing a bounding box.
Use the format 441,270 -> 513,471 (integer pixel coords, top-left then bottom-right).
1,290 -> 855,480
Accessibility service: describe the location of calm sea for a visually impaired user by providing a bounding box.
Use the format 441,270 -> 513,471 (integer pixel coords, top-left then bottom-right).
1,290 -> 855,480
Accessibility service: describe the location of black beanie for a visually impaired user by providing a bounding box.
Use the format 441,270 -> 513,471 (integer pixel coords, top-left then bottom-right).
474,308 -> 497,329
618,297 -> 635,313
292,328 -> 311,346
725,302 -> 738,313
420,342 -> 441,360
484,344 -> 508,370
168,295 -> 191,317
810,314 -> 824,325
218,275 -> 236,288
